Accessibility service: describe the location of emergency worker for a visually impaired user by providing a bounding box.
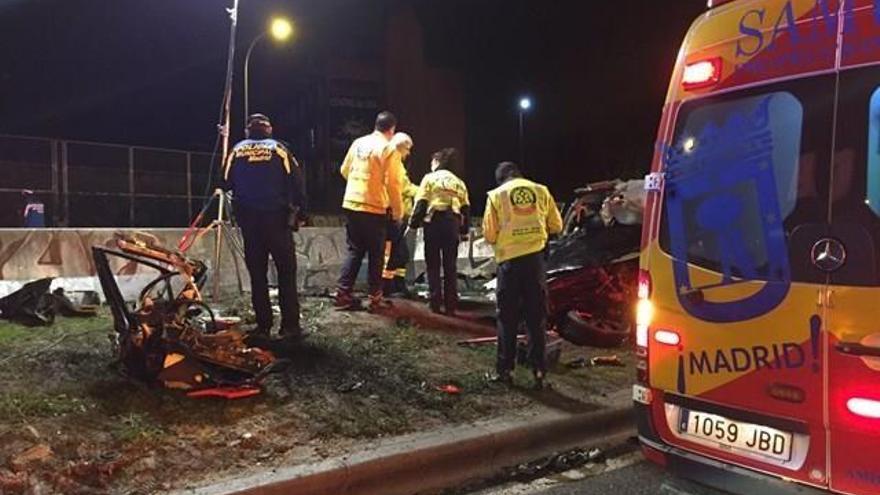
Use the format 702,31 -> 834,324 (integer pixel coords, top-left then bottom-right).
409,148 -> 470,315
224,113 -> 306,342
483,162 -> 562,389
336,111 -> 405,309
382,132 -> 419,296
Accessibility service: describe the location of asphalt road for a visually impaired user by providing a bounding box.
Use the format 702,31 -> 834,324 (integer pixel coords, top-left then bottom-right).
469,452 -> 727,495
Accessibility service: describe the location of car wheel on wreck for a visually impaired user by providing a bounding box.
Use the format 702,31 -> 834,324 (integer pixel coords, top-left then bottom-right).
558,310 -> 629,348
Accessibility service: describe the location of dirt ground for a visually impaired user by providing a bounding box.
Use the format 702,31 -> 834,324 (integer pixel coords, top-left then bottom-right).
0,297 -> 634,495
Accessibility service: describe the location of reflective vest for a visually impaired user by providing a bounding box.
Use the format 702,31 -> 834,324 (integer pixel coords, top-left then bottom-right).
413,169 -> 469,222
340,131 -> 405,220
482,177 -> 563,263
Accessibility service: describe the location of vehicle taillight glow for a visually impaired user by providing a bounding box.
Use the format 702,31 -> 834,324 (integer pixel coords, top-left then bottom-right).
682,58 -> 722,90
847,398 -> 880,419
638,269 -> 651,300
636,300 -> 653,347
654,330 -> 680,346
636,270 -> 652,349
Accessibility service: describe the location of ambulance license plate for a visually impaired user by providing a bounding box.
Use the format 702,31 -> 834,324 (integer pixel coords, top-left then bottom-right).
678,409 -> 793,462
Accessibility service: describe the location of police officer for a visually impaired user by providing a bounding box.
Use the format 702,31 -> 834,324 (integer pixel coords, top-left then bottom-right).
483,162 -> 562,389
336,111 -> 406,309
409,148 -> 470,315
224,113 -> 306,341
382,132 -> 419,297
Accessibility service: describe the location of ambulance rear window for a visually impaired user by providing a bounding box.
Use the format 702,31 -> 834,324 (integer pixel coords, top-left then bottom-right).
660,92 -> 803,281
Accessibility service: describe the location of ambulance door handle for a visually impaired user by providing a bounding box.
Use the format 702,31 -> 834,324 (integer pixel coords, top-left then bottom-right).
836,342 -> 880,358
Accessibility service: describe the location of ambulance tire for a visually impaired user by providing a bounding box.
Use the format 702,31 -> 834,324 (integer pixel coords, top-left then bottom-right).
559,310 -> 627,348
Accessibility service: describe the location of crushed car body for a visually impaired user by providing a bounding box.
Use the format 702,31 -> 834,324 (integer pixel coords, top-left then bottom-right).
92,233 -> 278,397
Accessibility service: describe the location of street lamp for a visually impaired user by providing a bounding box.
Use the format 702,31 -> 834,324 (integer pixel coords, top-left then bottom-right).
244,17 -> 294,119
517,96 -> 532,166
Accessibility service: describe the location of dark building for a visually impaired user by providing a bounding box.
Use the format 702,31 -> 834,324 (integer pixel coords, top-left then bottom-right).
0,1 -> 465,226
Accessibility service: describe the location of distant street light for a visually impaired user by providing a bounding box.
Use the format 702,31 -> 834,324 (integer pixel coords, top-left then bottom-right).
517,96 -> 532,166
244,17 -> 294,119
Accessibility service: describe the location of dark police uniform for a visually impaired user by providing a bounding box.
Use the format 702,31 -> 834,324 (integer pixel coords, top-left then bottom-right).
224,137 -> 305,337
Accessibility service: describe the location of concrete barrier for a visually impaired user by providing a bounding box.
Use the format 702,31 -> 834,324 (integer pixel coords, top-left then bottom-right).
0,227 -> 495,300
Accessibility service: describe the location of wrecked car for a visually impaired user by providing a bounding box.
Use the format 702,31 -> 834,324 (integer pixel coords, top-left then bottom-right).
546,179 -> 644,348
92,233 -> 279,398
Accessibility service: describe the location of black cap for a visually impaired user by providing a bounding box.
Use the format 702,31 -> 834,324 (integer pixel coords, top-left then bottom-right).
247,113 -> 271,128
246,113 -> 272,138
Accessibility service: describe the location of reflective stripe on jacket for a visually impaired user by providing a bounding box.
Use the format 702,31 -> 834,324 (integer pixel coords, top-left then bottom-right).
482,177 -> 563,263
224,138 -> 304,211
413,169 -> 469,222
340,131 -> 405,220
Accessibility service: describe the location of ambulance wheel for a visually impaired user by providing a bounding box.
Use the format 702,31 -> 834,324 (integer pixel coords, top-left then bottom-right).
559,310 -> 628,348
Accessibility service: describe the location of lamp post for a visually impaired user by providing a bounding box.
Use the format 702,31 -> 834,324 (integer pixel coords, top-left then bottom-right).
244,17 -> 293,119
517,96 -> 532,167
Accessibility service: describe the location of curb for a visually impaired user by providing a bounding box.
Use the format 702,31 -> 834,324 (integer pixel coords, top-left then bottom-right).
191,403 -> 634,495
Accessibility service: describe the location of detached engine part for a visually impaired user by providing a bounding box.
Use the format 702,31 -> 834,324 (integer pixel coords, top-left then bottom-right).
92,233 -> 278,395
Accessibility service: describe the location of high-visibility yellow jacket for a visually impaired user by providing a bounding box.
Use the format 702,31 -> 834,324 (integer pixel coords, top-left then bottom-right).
402,169 -> 419,218
340,131 -> 405,220
482,177 -> 563,263
412,169 -> 469,221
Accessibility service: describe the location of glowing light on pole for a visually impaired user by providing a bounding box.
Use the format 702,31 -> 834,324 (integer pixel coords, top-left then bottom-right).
245,17 -> 295,118
517,96 -> 532,167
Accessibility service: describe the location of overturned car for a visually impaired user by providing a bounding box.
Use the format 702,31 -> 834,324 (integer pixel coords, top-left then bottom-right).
92,233 -> 279,398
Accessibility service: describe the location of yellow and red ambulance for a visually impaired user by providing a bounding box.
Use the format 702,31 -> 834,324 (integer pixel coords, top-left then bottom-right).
636,1 -> 880,493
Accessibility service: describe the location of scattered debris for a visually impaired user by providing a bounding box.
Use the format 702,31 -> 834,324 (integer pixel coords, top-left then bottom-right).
435,384 -> 462,395
336,381 -> 364,393
92,233 -> 279,396
9,444 -> 53,472
0,279 -> 98,327
590,355 -> 625,367
566,355 -> 626,369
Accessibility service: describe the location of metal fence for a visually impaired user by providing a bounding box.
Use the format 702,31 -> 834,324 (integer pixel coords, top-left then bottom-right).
0,134 -> 219,227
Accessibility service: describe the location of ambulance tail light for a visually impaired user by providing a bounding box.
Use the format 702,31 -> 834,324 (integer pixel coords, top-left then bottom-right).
682,58 -> 722,91
636,269 -> 653,384
638,269 -> 652,300
847,398 -> 880,419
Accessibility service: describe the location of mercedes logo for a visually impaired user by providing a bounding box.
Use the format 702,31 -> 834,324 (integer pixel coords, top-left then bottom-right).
811,238 -> 846,272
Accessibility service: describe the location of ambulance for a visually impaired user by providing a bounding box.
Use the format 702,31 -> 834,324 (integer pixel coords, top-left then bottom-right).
636,1 -> 880,493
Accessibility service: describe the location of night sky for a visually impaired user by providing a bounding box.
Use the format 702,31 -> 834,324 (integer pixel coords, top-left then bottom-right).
0,0 -> 706,211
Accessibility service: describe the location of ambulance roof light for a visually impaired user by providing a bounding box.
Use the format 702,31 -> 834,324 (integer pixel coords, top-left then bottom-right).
682,58 -> 722,91
707,0 -> 737,8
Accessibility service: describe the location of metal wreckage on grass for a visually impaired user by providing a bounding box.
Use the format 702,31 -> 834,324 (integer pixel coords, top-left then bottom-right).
92,233 -> 280,399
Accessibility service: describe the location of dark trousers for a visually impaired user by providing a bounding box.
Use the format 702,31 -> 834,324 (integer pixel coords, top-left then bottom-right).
237,205 -> 300,333
496,251 -> 548,373
424,211 -> 460,312
385,220 -> 409,274
338,209 -> 388,296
